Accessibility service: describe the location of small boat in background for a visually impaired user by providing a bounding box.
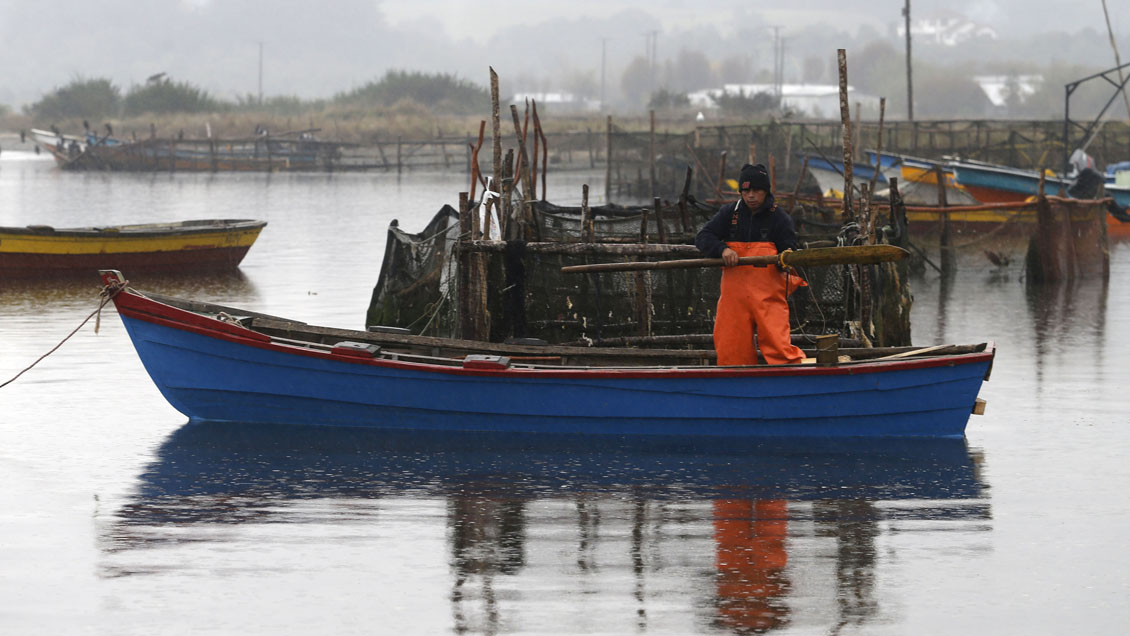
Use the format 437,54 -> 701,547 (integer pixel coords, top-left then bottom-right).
946,157 -> 1069,203
1105,182 -> 1130,209
800,154 -> 888,197
27,127 -> 340,172
864,151 -> 980,207
26,127 -> 106,166
100,269 -> 995,438
1,219 -> 266,276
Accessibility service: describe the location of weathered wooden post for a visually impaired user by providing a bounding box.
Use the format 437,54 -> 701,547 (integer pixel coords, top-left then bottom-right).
789,157 -> 809,210
501,149 -> 514,240
649,109 -> 656,200
678,166 -> 693,235
935,165 -> 953,274
636,206 -> 652,336
468,122 -> 484,203
537,104 -> 548,202
717,150 -> 728,196
588,128 -> 595,168
457,191 -> 489,341
464,134 -> 472,175
510,105 -> 536,240
860,183 -> 873,244
605,115 -> 613,204
457,191 -> 472,337
490,67 -> 502,212
868,97 -> 886,197
872,177 -> 913,346
783,123 -> 793,173
837,48 -> 855,224
581,184 -> 593,243
654,196 -> 667,244
530,101 -> 540,201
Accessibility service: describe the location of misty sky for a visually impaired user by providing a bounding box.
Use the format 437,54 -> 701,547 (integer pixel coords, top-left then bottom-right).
1,0 -> 1126,109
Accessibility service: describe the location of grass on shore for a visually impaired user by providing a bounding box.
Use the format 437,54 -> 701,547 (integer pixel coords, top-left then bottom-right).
1,100 -> 721,144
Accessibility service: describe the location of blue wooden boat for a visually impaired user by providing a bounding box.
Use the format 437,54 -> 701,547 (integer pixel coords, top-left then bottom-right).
1106,182 -> 1130,209
100,270 -> 994,438
947,157 -> 1070,203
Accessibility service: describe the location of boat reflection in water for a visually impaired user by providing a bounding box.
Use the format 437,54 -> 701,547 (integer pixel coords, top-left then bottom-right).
105,423 -> 991,633
0,267 -> 258,307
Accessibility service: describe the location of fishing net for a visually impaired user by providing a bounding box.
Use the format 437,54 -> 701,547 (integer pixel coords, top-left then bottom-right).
366,200 -> 910,347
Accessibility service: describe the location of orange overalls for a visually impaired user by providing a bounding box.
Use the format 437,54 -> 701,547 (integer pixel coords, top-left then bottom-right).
714,241 -> 806,365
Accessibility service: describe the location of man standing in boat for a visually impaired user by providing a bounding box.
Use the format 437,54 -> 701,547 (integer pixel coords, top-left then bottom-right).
696,163 -> 806,365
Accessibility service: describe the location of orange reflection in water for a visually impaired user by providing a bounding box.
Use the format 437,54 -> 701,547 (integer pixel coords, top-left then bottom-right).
713,499 -> 790,633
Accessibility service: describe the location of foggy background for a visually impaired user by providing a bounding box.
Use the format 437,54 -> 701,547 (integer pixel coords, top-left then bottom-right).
2,0 -> 1127,114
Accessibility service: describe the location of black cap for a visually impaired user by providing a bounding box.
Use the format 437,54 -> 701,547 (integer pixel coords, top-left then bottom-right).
739,163 -> 771,192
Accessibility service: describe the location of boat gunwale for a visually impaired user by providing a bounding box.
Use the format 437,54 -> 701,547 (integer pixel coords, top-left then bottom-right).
0,219 -> 267,239
108,275 -> 996,381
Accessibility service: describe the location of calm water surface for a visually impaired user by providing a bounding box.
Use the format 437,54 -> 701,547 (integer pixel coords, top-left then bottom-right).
1,152 -> 1128,635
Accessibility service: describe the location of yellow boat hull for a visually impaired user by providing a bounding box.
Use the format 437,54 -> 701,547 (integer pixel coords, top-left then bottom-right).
0,219 -> 266,276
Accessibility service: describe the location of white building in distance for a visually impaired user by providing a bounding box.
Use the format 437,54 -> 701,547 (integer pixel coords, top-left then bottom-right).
973,75 -> 1042,108
511,92 -> 601,113
688,84 -> 882,119
894,12 -> 998,46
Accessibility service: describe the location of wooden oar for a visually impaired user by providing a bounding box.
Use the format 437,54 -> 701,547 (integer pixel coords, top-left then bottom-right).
560,245 -> 909,274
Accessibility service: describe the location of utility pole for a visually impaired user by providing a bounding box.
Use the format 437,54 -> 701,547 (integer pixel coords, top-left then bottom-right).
903,0 -> 913,121
258,42 -> 264,106
771,26 -> 782,98
601,37 -> 608,111
644,30 -> 658,99
778,37 -> 786,98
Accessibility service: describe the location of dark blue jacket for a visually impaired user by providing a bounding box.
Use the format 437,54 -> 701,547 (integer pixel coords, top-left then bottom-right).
694,193 -> 798,257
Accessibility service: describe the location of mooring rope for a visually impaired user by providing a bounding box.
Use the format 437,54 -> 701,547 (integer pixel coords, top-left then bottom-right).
0,279 -> 128,390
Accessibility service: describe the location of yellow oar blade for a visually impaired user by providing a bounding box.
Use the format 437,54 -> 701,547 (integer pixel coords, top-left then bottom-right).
782,245 -> 909,267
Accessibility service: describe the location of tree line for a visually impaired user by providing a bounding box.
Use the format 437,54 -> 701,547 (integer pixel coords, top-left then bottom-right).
23,71 -> 491,123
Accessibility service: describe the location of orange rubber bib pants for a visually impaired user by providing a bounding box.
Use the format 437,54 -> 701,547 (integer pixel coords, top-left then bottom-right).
714,241 -> 806,365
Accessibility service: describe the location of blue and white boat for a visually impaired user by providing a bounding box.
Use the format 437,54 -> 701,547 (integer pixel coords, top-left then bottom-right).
799,154 -> 889,196
946,157 -> 1070,203
101,270 -> 994,438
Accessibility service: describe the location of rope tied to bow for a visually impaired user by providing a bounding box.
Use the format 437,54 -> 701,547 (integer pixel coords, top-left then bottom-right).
0,278 -> 129,390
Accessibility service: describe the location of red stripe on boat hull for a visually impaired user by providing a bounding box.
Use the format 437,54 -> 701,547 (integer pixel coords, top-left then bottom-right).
1,246 -> 254,277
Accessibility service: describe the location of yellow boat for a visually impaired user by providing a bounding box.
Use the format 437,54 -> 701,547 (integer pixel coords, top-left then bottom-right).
0,219 -> 266,277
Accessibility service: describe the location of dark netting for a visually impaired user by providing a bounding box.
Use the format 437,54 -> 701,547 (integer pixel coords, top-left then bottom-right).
516,252 -> 721,344
365,205 -> 460,336
367,201 -> 910,347
530,199 -> 717,242
512,249 -> 855,346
